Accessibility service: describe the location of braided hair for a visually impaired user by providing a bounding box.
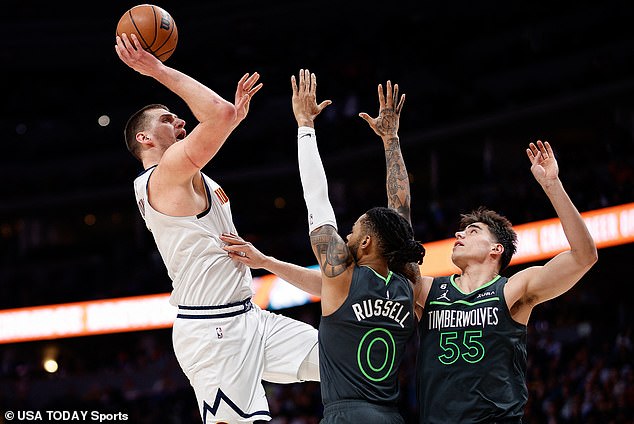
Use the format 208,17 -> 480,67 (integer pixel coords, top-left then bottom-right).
363,207 -> 425,275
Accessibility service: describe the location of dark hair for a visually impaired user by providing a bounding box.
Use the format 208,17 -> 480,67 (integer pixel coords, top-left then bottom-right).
363,207 -> 425,274
124,104 -> 169,161
459,206 -> 518,271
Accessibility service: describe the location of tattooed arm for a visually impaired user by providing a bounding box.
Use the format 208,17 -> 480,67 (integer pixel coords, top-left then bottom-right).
360,81 -> 427,320
359,81 -> 411,223
293,69 -> 356,315
309,225 -> 355,315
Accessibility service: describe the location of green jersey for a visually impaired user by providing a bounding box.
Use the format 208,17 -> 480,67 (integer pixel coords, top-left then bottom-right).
417,275 -> 527,423
319,265 -> 416,410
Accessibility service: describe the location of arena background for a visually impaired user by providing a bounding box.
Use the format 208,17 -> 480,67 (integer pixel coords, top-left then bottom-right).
2,0 -> 633,422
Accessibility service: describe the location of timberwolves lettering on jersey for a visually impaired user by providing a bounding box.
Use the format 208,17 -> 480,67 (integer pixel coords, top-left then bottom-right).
417,275 -> 528,422
319,266 -> 415,407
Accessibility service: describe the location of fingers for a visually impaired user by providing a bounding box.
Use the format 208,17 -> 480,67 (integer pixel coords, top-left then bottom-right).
249,82 -> 263,96
535,140 -> 549,158
379,81 -> 403,111
225,247 -> 248,258
244,72 -> 260,91
291,75 -> 298,95
317,100 -> 332,112
385,81 -> 393,108
238,72 -> 262,98
294,69 -> 312,94
299,69 -> 308,93
543,141 -> 554,158
527,140 -> 553,163
219,233 -> 244,245
392,83 -> 399,102
396,93 -> 406,115
238,72 -> 250,86
377,83 -> 386,108
123,33 -> 139,51
358,112 -> 372,124
527,142 -> 540,162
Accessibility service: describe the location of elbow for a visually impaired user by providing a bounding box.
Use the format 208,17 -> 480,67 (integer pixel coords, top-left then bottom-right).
219,102 -> 238,124
588,247 -> 599,267
201,100 -> 236,126
579,245 -> 598,269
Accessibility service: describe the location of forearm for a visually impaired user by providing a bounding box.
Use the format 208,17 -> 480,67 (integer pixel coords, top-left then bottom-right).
383,135 -> 411,223
298,127 -> 337,233
151,66 -> 236,123
542,179 -> 597,265
261,256 -> 322,297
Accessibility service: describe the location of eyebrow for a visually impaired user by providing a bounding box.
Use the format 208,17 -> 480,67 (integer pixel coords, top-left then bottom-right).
159,112 -> 178,120
465,223 -> 483,231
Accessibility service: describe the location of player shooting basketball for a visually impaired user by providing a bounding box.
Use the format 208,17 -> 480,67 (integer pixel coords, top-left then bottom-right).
114,32 -> 320,424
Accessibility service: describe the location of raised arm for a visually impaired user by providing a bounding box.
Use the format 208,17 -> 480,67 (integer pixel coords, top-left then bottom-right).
359,81 -> 410,223
359,81 -> 427,320
292,69 -> 355,313
508,141 -> 598,322
115,33 -> 262,176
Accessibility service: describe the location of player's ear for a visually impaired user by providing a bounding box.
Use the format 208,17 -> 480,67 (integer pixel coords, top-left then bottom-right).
492,243 -> 503,254
137,132 -> 152,145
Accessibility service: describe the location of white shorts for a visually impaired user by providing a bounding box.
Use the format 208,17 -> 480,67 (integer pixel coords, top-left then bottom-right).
172,299 -> 319,423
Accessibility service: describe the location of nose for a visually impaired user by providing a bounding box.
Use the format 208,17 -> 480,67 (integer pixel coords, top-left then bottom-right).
175,118 -> 185,129
455,230 -> 465,239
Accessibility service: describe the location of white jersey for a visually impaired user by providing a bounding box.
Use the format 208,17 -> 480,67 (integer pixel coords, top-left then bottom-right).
133,166 -> 254,306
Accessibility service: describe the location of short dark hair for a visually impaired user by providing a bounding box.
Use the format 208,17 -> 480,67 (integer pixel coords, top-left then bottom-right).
459,206 -> 518,271
363,207 -> 425,275
124,104 -> 169,161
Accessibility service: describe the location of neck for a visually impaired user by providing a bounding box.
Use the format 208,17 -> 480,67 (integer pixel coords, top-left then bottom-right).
455,263 -> 499,292
357,257 -> 389,278
141,148 -> 164,170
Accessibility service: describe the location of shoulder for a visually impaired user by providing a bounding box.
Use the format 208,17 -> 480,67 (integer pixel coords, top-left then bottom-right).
414,275 -> 435,306
505,266 -> 543,317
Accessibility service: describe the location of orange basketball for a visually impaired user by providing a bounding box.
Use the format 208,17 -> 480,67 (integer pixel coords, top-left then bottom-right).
116,4 -> 178,62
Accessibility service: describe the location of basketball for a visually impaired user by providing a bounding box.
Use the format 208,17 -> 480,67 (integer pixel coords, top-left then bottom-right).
116,4 -> 178,62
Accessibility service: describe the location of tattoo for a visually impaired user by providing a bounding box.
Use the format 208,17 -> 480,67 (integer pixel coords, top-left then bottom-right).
376,108 -> 398,137
310,226 -> 353,278
384,137 -> 411,221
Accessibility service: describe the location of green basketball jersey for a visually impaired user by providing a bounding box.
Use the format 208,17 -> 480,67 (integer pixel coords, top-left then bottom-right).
318,265 -> 416,408
417,275 -> 527,423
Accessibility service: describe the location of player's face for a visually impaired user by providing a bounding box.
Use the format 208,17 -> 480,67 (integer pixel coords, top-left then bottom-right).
451,222 -> 499,266
346,214 -> 366,261
147,109 -> 187,146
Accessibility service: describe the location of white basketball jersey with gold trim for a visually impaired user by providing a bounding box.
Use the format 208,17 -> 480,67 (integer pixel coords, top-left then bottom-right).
133,166 -> 254,306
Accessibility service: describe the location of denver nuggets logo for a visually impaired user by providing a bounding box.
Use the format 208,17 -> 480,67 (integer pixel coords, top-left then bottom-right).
214,187 -> 229,205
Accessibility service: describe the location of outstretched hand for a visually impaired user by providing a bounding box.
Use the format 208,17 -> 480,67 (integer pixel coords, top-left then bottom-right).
291,69 -> 332,127
234,72 -> 263,124
526,140 -> 560,185
219,233 -> 269,269
359,80 -> 405,139
114,33 -> 163,77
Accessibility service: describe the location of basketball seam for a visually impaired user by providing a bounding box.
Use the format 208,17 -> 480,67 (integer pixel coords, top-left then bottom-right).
150,6 -> 159,52
154,20 -> 176,58
128,10 -> 150,49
